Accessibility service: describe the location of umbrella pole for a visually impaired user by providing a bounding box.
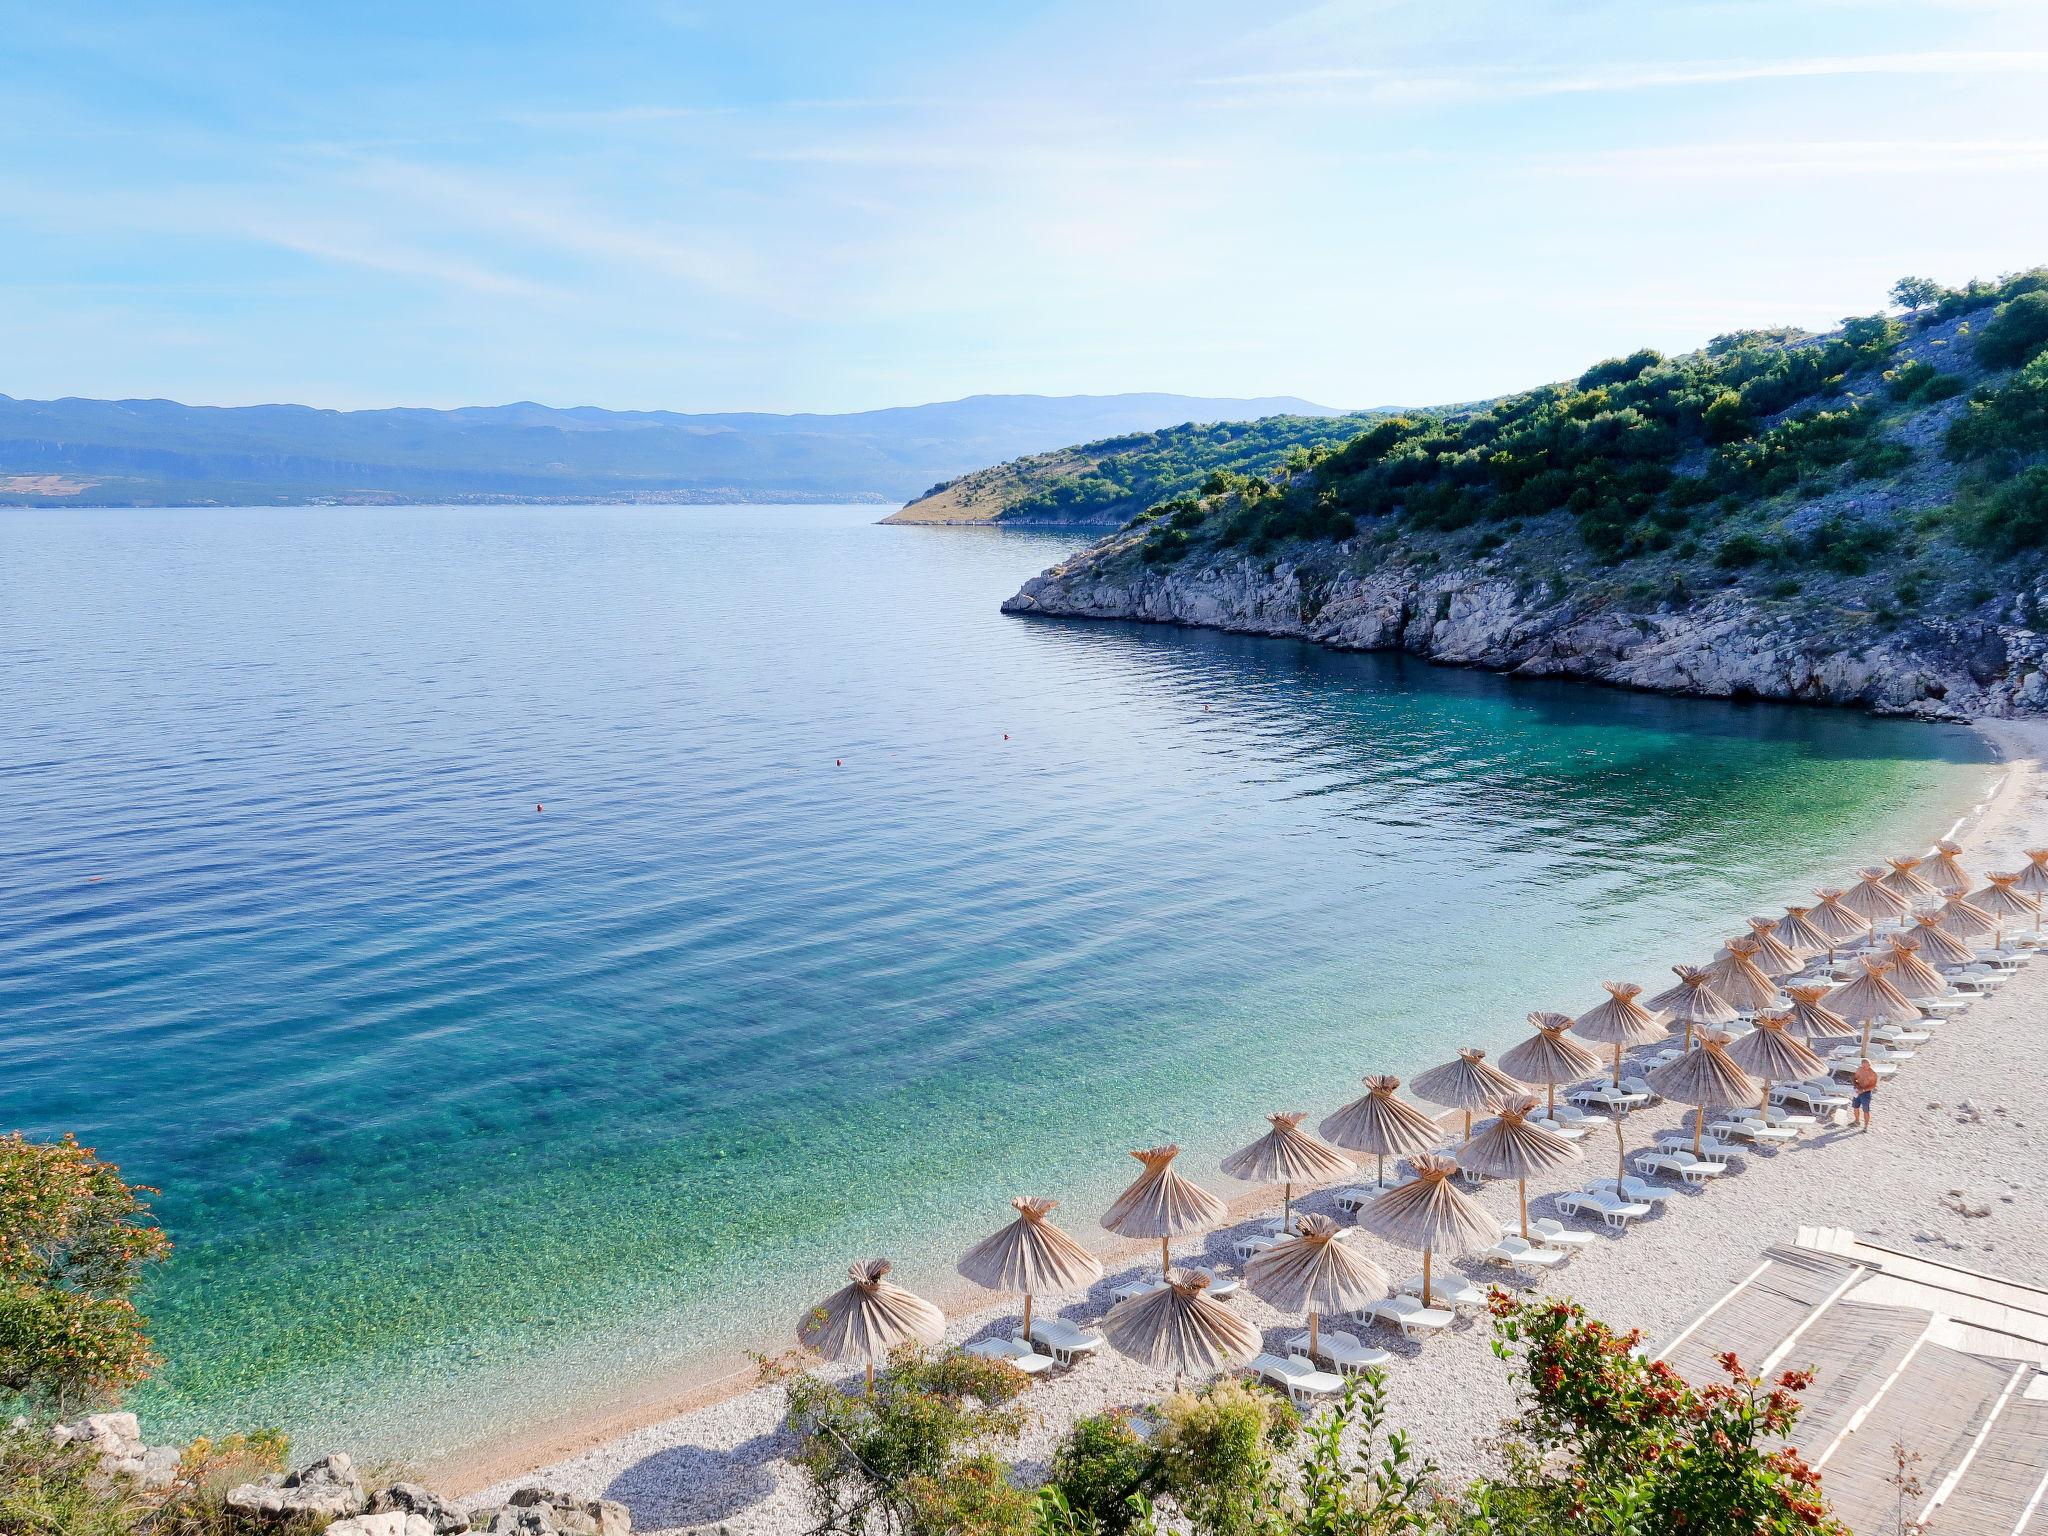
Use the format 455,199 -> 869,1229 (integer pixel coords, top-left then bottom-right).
1422,1247 -> 1433,1308
1693,1110 -> 1704,1156
1519,1178 -> 1530,1240
1309,1309 -> 1320,1359
865,1360 -> 875,1396
1023,1292 -> 1033,1341
1616,1123 -> 1626,1199
1283,1182 -> 1292,1234
1376,1151 -> 1385,1187
1160,1235 -> 1170,1280
1548,1079 -> 1556,1114
1462,1109 -> 1472,1139
1612,1045 -> 1622,1087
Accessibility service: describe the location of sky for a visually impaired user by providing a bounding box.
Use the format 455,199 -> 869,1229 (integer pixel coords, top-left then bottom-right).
4,0 -> 2047,414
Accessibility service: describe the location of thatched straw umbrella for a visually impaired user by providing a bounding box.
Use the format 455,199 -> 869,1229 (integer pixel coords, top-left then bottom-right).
1500,1011 -> 1603,1114
799,1259 -> 946,1392
1824,959 -> 1920,1051
1356,1153 -> 1500,1308
1101,1146 -> 1229,1280
1220,1112 -> 1353,1235
1410,1047 -> 1525,1139
1700,937 -> 1784,1013
1727,1013 -> 1826,1125
1574,982 -> 1669,1085
1781,983 -> 1852,1045
1099,1270 -> 1259,1381
1969,873 -> 2042,945
1928,840 -> 1972,898
1879,936 -> 1949,1001
1879,856 -> 1942,907
1244,1213 -> 1388,1359
2014,848 -> 2048,899
1809,888 -> 1873,961
1775,905 -> 1833,962
957,1197 -> 1103,1343
1908,912 -> 1980,971
1649,1030 -> 1762,1156
1321,1076 -> 1444,1189
1457,1094 -> 1580,1239
1646,965 -> 1740,1052
1742,918 -> 1804,979
1841,867 -> 1912,928
1936,892 -> 2000,947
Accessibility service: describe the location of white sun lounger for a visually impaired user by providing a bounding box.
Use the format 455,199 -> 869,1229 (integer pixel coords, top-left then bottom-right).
1709,1117 -> 1799,1145
1567,1083 -> 1647,1113
1480,1235 -> 1569,1271
1555,1190 -> 1652,1228
1772,1081 -> 1849,1113
1354,1295 -> 1455,1339
1530,1217 -> 1596,1252
1110,1278 -> 1162,1304
1287,1328 -> 1391,1376
1233,1233 -> 1281,1264
1332,1183 -> 1394,1213
1396,1273 -> 1484,1308
1029,1318 -> 1104,1364
1186,1265 -> 1238,1300
1618,1075 -> 1663,1105
965,1336 -> 1057,1376
1635,1149 -> 1728,1184
1582,1175 -> 1672,1207
1251,1351 -> 1346,1404
1654,1129 -> 1745,1160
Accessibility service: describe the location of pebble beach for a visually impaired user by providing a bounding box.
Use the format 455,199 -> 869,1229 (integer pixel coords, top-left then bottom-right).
457,718 -> 2048,1535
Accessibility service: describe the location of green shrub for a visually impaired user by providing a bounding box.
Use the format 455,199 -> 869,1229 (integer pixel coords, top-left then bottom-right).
1954,467 -> 2048,557
1949,353 -> 2048,465
1045,1414 -> 1154,1536
1797,516 -> 1893,575
1976,291 -> 2048,370
1578,349 -> 1664,390
1715,532 -> 1773,568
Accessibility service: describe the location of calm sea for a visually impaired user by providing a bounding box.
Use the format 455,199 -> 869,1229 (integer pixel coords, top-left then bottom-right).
0,503 -> 1996,1461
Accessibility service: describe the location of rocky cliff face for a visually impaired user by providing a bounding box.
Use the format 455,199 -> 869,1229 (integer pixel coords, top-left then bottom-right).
1004,541 -> 2048,721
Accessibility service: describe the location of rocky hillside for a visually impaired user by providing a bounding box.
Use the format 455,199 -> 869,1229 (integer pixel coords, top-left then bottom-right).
1005,273 -> 2048,721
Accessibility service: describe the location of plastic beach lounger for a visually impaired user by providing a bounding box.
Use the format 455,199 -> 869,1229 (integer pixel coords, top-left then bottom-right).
1288,1328 -> 1391,1375
965,1337 -> 1056,1376
1251,1351 -> 1345,1403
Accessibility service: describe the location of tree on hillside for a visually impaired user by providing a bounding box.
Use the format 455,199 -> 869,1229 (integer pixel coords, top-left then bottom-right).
0,1133 -> 171,1415
1890,276 -> 1943,313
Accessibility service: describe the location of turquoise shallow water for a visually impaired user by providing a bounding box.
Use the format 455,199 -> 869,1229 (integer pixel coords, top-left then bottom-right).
0,503 -> 1997,1462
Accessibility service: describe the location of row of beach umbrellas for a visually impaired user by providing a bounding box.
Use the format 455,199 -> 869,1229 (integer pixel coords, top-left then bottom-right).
796,842 -> 2048,1386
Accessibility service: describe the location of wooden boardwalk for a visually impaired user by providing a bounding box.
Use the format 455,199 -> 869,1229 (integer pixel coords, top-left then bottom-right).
1653,1229 -> 2048,1533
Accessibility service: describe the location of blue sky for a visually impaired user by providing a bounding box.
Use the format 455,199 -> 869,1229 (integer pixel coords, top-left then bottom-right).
4,0 -> 2046,413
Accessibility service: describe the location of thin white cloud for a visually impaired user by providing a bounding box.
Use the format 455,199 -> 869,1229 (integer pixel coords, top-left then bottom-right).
248,226 -> 558,298
1531,137 -> 2048,180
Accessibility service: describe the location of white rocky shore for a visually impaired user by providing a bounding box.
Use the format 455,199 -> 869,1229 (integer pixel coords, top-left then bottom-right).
433,721 -> 2048,1534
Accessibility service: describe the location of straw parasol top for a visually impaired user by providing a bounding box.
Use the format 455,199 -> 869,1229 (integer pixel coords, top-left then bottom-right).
1320,1076 -> 1444,1159
1410,1047 -> 1525,1113
1823,959 -> 1921,1027
1936,892 -> 2000,942
1573,981 -> 1669,1049
1499,1011 -> 1603,1087
1879,936 -> 1949,1001
1100,1146 -> 1229,1240
1781,983 -> 1853,1042
798,1259 -> 946,1365
1743,918 -> 1804,978
1726,1013 -> 1825,1085
1356,1153 -> 1502,1257
958,1197 -> 1104,1298
1809,888 -> 1873,943
1840,868 -> 1912,924
1220,1112 -> 1354,1189
1699,938 -> 1784,1011
1928,840 -> 1972,897
1098,1269 -> 1260,1375
1647,1030 -> 1761,1111
1243,1213 -> 1388,1317
1969,873 -> 2042,921
1774,905 -> 1832,958
1879,856 -> 1941,904
1646,965 -> 1741,1028
2015,848 -> 2048,898
1457,1094 -> 1581,1181
1908,912 -> 1979,968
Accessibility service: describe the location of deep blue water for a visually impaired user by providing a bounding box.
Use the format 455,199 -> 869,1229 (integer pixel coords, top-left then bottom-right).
0,503 -> 1995,1461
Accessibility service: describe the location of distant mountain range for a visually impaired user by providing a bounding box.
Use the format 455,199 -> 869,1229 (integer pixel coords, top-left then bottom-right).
0,392 -> 1340,506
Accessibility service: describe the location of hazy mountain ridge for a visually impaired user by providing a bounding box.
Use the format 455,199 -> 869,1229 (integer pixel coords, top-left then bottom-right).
0,391 -> 1338,506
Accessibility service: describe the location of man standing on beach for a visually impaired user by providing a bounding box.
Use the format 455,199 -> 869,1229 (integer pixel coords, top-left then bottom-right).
1851,1057 -> 1879,1131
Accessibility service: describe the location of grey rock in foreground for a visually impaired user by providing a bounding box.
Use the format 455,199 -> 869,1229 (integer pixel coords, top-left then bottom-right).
470,1486 -> 633,1536
1005,546 -> 2048,720
371,1482 -> 474,1534
228,1451 -> 368,1520
50,1411 -> 181,1490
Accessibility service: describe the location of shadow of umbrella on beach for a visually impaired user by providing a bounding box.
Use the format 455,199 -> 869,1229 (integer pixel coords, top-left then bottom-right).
1727,1013 -> 1826,1126
1410,1047 -> 1523,1140
797,1259 -> 945,1394
1499,1013 -> 1602,1117
1244,1213 -> 1387,1361
1355,1153 -> 1500,1308
1101,1145 -> 1229,1282
1823,958 -> 1920,1053
957,1197 -> 1102,1346
1808,888 -> 1873,963
1573,982 -> 1668,1086
1220,1112 -> 1353,1235
1648,1029 -> 1760,1159
1457,1094 -> 1580,1239
1645,966 -> 1739,1054
1099,1269 -> 1259,1386
1320,1076 -> 1442,1192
